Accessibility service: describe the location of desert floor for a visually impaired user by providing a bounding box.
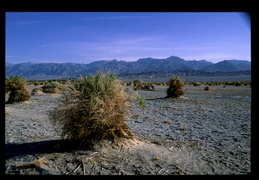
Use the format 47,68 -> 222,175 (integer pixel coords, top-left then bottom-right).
5,84 -> 251,175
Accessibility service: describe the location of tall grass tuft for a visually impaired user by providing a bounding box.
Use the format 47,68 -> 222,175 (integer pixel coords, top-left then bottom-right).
49,73 -> 134,147
166,75 -> 184,98
5,75 -> 30,104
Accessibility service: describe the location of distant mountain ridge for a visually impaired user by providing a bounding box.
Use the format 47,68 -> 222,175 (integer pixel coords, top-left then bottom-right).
201,60 -> 251,72
5,56 -> 251,80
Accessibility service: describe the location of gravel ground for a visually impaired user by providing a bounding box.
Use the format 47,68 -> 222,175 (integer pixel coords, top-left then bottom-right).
5,84 -> 251,175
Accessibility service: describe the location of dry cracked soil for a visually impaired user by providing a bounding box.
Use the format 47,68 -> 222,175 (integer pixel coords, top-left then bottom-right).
5,83 -> 251,175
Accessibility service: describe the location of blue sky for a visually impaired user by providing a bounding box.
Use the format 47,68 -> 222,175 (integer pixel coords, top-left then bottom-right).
6,12 -> 250,64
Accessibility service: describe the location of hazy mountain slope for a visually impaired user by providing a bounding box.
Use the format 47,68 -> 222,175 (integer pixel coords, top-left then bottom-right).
202,60 -> 251,72
6,63 -> 86,77
5,56 -> 251,79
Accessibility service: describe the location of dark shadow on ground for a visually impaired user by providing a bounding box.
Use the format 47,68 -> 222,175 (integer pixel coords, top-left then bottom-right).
141,89 -> 156,91
5,140 -> 90,159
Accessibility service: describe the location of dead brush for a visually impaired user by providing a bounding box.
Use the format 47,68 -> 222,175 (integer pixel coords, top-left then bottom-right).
49,73 -> 135,147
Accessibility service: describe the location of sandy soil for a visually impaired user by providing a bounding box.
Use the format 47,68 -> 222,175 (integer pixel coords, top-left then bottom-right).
5,84 -> 251,175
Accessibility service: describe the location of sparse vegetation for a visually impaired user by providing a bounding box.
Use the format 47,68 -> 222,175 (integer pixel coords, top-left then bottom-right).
235,81 -> 242,86
136,94 -> 146,110
204,86 -> 210,91
126,81 -> 132,86
166,75 -> 184,98
5,75 -> 30,104
49,73 -> 134,147
181,126 -> 187,131
164,120 -> 171,124
153,155 -> 161,161
5,75 -> 251,175
32,157 -> 48,167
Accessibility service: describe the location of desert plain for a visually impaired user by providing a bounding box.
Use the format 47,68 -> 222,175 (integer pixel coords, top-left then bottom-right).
5,82 -> 251,175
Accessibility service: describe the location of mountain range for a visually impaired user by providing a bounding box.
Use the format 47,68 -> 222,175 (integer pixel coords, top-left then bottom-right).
5,56 -> 251,80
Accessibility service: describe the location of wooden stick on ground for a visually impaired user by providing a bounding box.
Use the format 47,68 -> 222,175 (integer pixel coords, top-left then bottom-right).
72,163 -> 82,174
81,159 -> 85,175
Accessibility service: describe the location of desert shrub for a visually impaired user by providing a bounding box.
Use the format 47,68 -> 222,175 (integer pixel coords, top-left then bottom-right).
204,86 -> 210,91
5,75 -> 30,104
26,81 -> 32,85
143,85 -> 155,90
228,82 -> 235,85
146,82 -> 155,90
8,89 -> 30,103
133,79 -> 143,91
136,94 -> 146,110
31,87 -> 43,95
235,81 -> 242,86
127,81 -> 132,86
33,81 -> 41,86
193,82 -> 201,86
166,76 -> 184,98
181,126 -> 187,131
49,73 -> 134,147
70,79 -> 76,84
126,81 -> 132,86
243,81 -> 250,86
41,82 -> 62,94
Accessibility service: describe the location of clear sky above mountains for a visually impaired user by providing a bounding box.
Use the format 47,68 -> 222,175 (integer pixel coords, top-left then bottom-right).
6,12 -> 250,64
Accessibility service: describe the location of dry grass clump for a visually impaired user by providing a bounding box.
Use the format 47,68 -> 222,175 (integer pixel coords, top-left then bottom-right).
49,73 -> 134,147
235,81 -> 242,86
142,82 -> 155,90
41,82 -> 62,94
181,126 -> 187,131
5,75 -> 30,104
133,79 -> 143,91
164,120 -> 171,124
166,76 -> 184,98
204,86 -> 210,91
133,80 -> 155,91
32,157 -> 48,167
126,81 -> 132,86
193,82 -> 201,86
31,87 -> 43,95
